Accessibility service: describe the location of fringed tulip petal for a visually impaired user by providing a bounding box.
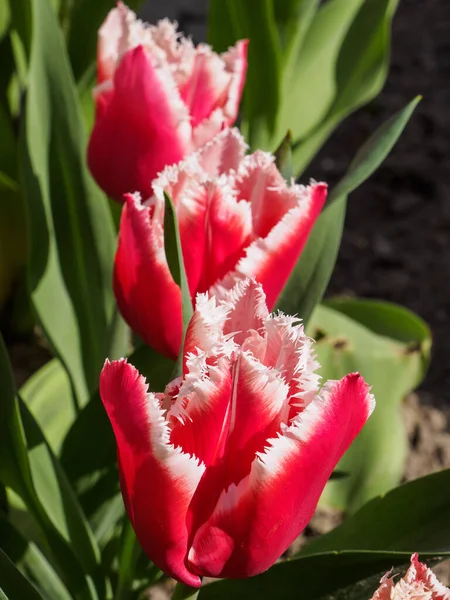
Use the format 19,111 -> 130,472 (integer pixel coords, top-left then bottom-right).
102,280 -> 375,582
212,182 -> 328,310
114,193 -> 182,359
181,40 -> 248,127
370,554 -> 450,600
99,359 -> 205,587
189,373 -> 374,578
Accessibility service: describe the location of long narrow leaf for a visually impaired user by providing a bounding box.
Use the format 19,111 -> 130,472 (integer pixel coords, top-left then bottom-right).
18,0 -> 125,406
0,517 -> 72,600
276,97 -> 420,324
0,549 -> 44,600
0,334 -> 101,600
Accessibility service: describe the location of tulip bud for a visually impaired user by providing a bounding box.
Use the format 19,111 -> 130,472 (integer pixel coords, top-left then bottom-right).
87,2 -> 248,201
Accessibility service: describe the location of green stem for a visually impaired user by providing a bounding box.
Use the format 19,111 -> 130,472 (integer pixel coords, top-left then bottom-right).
114,518 -> 140,600
171,581 -> 201,600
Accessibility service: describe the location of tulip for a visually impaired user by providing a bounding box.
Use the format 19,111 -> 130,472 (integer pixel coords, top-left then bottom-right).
87,2 -> 248,201
370,553 -> 450,600
114,128 -> 327,358
100,279 -> 375,586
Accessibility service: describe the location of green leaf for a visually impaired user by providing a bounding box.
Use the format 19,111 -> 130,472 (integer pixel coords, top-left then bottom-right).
0,0 -> 11,41
272,0 -> 319,69
274,130 -> 293,182
275,97 -> 420,324
277,0 -> 367,148
20,359 -> 76,455
208,0 -> 282,149
306,300 -> 431,512
19,0 -> 126,407
325,297 -> 431,369
163,192 -> 193,336
0,517 -> 72,600
327,96 -> 421,203
0,333 -> 35,507
301,469 -> 450,555
0,549 -> 44,600
114,518 -> 141,600
290,0 -> 399,174
275,195 -> 345,322
0,334 -> 100,599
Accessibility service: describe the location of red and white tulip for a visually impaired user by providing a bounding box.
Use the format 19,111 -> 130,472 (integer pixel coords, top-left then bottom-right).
100,279 -> 374,586
113,128 -> 327,358
370,554 -> 450,600
87,2 -> 248,201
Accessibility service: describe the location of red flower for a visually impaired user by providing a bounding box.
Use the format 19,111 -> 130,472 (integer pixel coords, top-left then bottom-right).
87,2 -> 248,201
370,553 -> 450,600
114,128 -> 327,358
100,279 -> 374,586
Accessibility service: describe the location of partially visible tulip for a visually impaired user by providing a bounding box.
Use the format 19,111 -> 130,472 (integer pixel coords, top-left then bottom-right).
114,128 -> 327,358
100,279 -> 374,586
370,554 -> 450,600
87,2 -> 248,201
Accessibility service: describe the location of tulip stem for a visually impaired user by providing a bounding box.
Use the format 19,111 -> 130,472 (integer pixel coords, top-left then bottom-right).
171,582 -> 201,600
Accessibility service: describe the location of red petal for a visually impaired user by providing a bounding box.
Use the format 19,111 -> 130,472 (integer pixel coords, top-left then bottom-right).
114,193 -> 182,359
88,45 -> 191,201
180,40 -> 248,127
213,182 -> 328,309
195,182 -> 252,294
100,359 -> 204,586
234,152 -> 292,238
188,373 -> 374,578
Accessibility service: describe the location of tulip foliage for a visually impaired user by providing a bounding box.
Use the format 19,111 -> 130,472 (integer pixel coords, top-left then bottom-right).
0,1 -> 447,600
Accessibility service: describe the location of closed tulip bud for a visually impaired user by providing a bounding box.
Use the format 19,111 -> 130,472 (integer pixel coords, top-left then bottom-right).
87,2 -> 248,201
100,279 -> 375,586
113,128 -> 327,358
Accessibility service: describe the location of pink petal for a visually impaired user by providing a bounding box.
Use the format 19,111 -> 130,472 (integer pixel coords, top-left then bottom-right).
180,40 -> 248,127
196,128 -> 247,178
188,373 -> 374,578
221,278 -> 269,346
114,193 -> 182,359
212,182 -> 328,309
404,554 -> 450,600
182,293 -> 231,367
88,45 -> 191,201
221,40 -> 249,125
234,152 -> 299,238
99,359 -> 204,587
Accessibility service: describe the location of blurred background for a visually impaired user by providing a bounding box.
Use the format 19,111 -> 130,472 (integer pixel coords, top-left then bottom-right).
141,0 -> 450,478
